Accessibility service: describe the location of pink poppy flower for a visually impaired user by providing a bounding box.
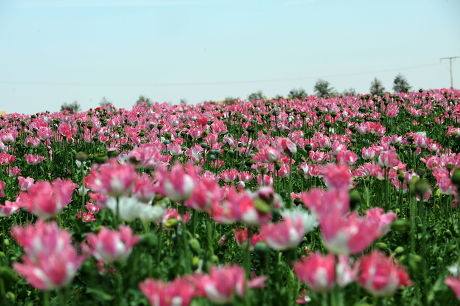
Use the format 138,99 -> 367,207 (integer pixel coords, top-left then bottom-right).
18,178 -> 77,219
321,163 -> 353,190
320,211 -> 381,255
85,225 -> 140,264
233,228 -> 263,250
358,251 -> 412,296
193,265 -> 266,304
260,208 -> 317,251
0,200 -> 19,217
140,277 -> 197,306
157,163 -> 195,202
12,221 -> 85,290
445,275 -> 460,299
18,176 -> 34,191
86,158 -> 138,197
293,253 -> 335,292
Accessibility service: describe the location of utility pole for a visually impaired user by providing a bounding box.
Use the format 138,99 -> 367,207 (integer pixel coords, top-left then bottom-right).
440,56 -> 460,89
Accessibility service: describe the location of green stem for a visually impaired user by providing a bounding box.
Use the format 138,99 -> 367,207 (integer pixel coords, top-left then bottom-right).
42,290 -> 50,306
244,227 -> 252,278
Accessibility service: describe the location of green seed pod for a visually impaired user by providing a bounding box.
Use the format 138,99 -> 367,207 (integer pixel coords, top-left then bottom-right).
394,246 -> 405,254
94,153 -> 108,164
397,171 -> 405,182
141,233 -> 158,247
107,149 -> 119,158
192,256 -> 200,269
414,179 -> 430,198
5,292 -> 15,302
75,151 -> 88,162
165,218 -> 179,228
275,161 -> 282,171
391,219 -> 410,232
452,168 -> 460,188
254,242 -> 269,254
189,239 -> 201,254
375,242 -> 387,249
253,198 -> 271,214
211,255 -> 219,264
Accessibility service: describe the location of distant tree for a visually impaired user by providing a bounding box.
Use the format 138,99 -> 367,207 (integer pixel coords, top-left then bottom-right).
60,101 -> 80,114
288,88 -> 308,99
99,97 -> 115,111
274,94 -> 285,100
342,88 -> 357,96
370,78 -> 385,95
224,97 -> 238,104
314,79 -> 334,97
248,90 -> 265,101
99,96 -> 111,107
393,74 -> 411,93
136,95 -> 152,107
180,98 -> 187,106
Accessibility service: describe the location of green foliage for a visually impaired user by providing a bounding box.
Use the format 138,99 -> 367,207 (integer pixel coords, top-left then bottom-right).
313,79 -> 334,97
135,95 -> 152,107
370,77 -> 385,95
342,88 -> 358,96
288,88 -> 308,99
248,90 -> 265,101
393,74 -> 411,93
60,101 -> 80,114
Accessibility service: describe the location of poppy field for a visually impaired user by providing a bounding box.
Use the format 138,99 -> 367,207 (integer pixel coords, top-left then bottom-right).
1,89 -> 460,305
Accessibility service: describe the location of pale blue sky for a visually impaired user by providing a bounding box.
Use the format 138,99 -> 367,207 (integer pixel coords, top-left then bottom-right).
0,0 -> 459,114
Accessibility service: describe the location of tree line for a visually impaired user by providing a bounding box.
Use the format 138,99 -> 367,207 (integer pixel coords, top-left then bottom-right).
60,74 -> 412,113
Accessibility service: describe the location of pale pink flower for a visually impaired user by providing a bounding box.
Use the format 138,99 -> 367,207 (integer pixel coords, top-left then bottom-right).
24,154 -> 45,165
293,253 -> 335,292
157,163 -> 195,202
18,178 -> 77,219
12,221 -> 85,290
233,228 -> 263,250
358,251 -> 412,296
86,158 -> 138,197
85,225 -> 140,264
0,201 -> 19,217
321,163 -> 353,190
18,176 -> 34,191
140,277 -> 197,306
260,208 -> 317,250
320,211 -> 381,255
193,265 -> 266,304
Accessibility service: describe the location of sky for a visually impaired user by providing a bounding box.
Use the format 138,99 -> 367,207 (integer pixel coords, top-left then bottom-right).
0,0 -> 459,114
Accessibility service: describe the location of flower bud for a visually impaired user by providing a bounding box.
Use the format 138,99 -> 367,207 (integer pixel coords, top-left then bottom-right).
254,242 -> 269,254
394,246 -> 404,254
189,239 -> 201,254
192,256 -> 200,269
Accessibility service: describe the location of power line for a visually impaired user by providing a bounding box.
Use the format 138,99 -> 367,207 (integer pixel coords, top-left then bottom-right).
440,56 -> 459,89
0,62 -> 442,87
